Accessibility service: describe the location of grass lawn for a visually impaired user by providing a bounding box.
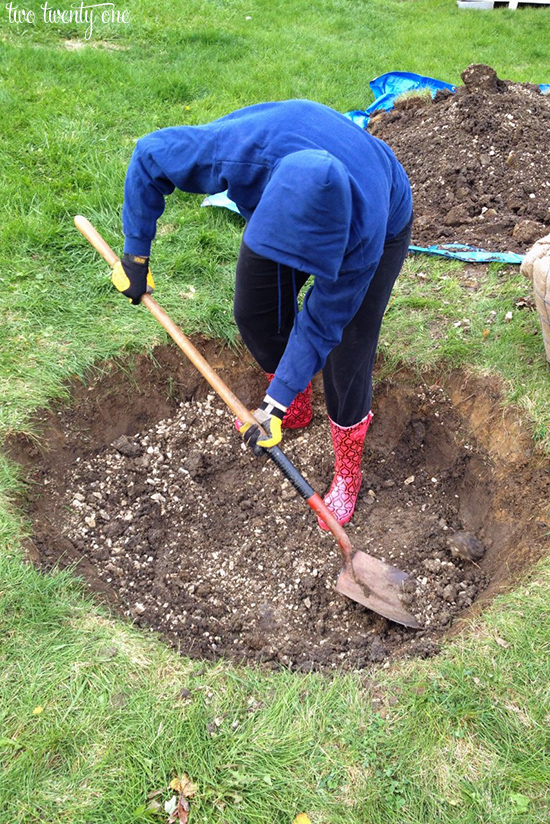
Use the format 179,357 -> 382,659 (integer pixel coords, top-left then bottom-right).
1,1 -> 550,821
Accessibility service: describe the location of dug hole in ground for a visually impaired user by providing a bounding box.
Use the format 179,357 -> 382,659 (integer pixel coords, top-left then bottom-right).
10,344 -> 550,673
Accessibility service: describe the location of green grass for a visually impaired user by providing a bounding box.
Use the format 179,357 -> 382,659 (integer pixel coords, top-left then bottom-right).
1,0 -> 550,440
2,0 -> 550,821
2,552 -> 550,823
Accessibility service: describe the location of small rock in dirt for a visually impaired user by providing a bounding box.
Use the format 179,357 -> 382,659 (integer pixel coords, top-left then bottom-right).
183,449 -> 205,478
259,646 -> 276,663
246,633 -> 265,651
258,603 -> 277,631
133,454 -> 151,470
369,638 -> 387,662
112,435 -> 143,458
195,582 -> 212,598
442,584 -> 458,603
447,531 -> 485,562
410,419 -> 426,447
438,610 -> 452,625
104,519 -> 126,539
147,528 -> 163,546
444,205 -> 471,228
512,219 -> 546,246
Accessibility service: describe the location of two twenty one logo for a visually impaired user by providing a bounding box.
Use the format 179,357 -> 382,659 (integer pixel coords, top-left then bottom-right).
5,3 -> 130,40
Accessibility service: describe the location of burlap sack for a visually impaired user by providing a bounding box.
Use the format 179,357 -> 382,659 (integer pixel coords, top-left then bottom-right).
520,233 -> 550,364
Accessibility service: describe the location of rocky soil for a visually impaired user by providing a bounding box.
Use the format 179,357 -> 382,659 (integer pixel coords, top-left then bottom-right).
371,63 -> 550,252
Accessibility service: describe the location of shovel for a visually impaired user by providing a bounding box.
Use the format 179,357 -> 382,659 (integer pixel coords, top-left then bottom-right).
74,215 -> 419,628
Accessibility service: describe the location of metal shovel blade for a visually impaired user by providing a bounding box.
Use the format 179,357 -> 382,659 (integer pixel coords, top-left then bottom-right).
336,550 -> 420,628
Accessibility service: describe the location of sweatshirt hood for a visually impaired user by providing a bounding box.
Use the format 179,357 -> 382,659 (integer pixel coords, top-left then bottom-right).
243,149 -> 352,281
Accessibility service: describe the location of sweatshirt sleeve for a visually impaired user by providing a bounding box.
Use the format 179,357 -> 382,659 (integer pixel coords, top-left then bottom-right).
122,126 -> 221,256
268,263 -> 378,408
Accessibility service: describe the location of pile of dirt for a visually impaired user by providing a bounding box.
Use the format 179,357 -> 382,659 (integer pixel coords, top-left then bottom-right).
15,347 -> 549,673
370,63 -> 550,252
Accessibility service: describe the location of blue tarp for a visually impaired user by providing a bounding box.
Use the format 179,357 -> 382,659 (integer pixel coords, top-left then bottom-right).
345,71 -> 550,128
344,71 -> 456,129
202,71 -> 550,264
202,192 -> 241,213
408,243 -> 524,265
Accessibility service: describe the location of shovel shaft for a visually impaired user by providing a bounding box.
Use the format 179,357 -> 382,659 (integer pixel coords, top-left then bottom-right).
75,215 -> 118,267
74,215 -> 256,426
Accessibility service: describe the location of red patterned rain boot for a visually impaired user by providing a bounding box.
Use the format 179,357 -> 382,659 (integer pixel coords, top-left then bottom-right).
318,412 -> 373,531
265,373 -> 313,429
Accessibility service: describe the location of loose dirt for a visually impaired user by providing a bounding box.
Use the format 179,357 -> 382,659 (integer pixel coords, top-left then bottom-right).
12,345 -> 550,673
370,64 -> 550,252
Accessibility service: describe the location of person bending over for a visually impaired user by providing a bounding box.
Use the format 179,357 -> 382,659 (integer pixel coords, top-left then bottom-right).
115,99 -> 413,529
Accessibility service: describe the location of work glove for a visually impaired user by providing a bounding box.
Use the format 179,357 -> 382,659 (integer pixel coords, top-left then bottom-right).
239,396 -> 287,450
111,253 -> 155,305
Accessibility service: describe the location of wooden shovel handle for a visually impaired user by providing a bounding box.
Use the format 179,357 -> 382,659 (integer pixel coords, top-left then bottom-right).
74,215 -> 256,426
74,215 -> 354,566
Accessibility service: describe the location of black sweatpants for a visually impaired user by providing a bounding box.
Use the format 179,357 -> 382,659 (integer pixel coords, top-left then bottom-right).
233,213 -> 413,427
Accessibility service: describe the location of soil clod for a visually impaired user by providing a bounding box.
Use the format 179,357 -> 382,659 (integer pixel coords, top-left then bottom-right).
447,530 -> 485,562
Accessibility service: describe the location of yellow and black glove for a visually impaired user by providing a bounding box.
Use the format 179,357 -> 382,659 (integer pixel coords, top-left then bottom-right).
239,396 -> 286,450
111,254 -> 155,305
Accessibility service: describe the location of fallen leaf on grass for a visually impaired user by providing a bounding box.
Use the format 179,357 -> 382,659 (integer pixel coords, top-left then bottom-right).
165,794 -> 190,824
169,774 -> 198,797
494,636 -> 510,649
148,789 -> 164,800
166,774 -> 198,823
515,297 -> 535,311
32,706 -> 44,715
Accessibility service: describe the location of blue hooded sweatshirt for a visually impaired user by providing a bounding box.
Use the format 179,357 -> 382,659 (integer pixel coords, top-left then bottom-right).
122,99 -> 412,408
